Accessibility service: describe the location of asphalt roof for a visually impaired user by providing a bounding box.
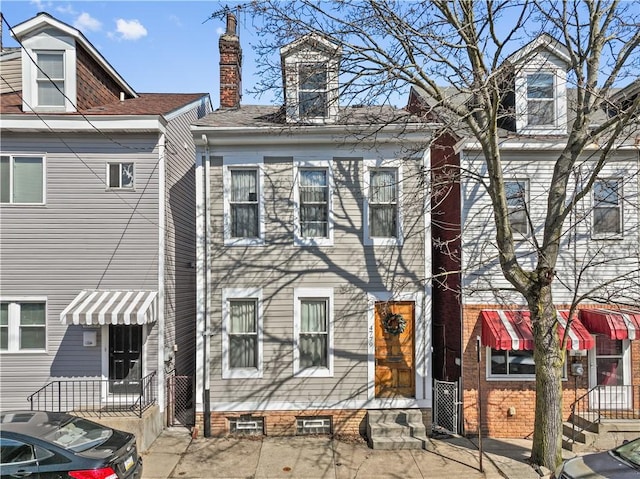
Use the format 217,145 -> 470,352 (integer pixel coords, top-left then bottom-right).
0,92 -> 208,117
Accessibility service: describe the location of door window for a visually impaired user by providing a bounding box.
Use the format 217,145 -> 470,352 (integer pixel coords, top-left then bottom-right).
109,325 -> 142,393
595,335 -> 623,386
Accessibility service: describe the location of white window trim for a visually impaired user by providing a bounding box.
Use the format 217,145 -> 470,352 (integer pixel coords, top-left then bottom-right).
0,154 -> 47,205
22,34 -> 77,113
485,346 -> 567,381
223,160 -> 265,246
221,288 -> 263,379
592,177 -> 624,239
515,68 -> 567,135
363,159 -> 403,246
293,159 -> 334,246
0,297 -> 48,354
106,162 -> 135,190
293,287 -> 334,378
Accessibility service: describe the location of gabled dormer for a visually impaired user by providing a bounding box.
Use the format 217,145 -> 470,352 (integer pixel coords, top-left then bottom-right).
501,34 -> 571,135
11,12 -> 136,113
280,34 -> 341,124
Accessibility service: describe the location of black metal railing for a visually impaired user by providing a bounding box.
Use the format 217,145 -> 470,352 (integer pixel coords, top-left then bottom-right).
27,372 -> 157,418
569,384 -> 640,442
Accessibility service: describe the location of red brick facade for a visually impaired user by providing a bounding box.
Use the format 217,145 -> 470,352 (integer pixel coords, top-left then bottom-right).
219,13 -> 242,109
195,408 -> 432,438
461,303 -> 640,437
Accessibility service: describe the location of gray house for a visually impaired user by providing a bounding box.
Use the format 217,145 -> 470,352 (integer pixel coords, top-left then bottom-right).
192,15 -> 436,444
0,12 -> 211,449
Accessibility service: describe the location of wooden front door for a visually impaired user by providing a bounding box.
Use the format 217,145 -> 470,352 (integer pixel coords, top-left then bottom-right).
375,301 -> 415,398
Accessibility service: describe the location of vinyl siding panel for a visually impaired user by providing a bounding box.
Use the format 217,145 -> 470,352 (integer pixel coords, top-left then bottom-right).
461,149 -> 640,305
0,133 -> 161,409
207,145 -> 427,406
164,99 -> 211,378
0,56 -> 22,94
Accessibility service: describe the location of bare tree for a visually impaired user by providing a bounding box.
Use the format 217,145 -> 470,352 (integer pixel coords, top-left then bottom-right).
243,0 -> 640,469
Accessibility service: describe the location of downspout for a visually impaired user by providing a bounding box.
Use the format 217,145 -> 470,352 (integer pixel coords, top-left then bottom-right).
423,145 -> 433,404
195,134 -> 211,437
157,131 -> 166,414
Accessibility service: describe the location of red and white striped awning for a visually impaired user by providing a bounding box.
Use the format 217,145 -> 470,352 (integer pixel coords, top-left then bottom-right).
580,309 -> 639,340
480,309 -> 595,351
60,290 -> 158,325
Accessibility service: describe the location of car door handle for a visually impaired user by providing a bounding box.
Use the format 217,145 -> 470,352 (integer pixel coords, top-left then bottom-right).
12,470 -> 34,478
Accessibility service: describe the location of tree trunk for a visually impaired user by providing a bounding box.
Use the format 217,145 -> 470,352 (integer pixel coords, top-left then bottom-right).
529,283 -> 564,469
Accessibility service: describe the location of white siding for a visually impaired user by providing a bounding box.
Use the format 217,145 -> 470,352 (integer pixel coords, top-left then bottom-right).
461,148 -> 640,305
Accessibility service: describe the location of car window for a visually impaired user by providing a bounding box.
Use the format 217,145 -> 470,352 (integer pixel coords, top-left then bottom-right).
0,437 -> 37,465
42,418 -> 112,452
616,438 -> 640,467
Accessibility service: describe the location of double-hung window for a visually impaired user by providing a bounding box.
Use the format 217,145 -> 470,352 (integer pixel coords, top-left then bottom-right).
225,167 -> 264,245
364,162 -> 402,245
0,155 -> 45,204
526,73 -> 554,126
593,178 -> 622,236
36,51 -> 65,107
0,300 -> 46,353
294,162 -> 333,246
107,162 -> 134,189
294,288 -> 333,377
298,63 -> 328,119
505,180 -> 529,235
222,289 -> 262,379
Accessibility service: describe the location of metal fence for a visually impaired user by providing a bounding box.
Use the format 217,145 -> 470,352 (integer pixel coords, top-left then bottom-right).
27,372 -> 157,418
433,379 -> 459,434
166,375 -> 194,427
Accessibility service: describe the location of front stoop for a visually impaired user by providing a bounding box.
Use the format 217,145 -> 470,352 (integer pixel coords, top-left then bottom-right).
367,409 -> 431,450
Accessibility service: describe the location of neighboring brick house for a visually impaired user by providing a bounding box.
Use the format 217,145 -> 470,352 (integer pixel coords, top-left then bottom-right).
192,15 -> 436,437
0,12 -> 211,449
411,35 -> 640,440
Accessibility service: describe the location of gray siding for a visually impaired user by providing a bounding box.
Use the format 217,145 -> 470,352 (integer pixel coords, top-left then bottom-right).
164,100 -> 212,378
0,56 -> 22,94
0,133 -> 161,409
207,150 -> 427,405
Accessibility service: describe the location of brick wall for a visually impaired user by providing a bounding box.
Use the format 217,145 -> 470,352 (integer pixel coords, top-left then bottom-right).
76,44 -> 122,110
195,408 -> 432,438
461,303 -> 591,438
430,133 -> 463,382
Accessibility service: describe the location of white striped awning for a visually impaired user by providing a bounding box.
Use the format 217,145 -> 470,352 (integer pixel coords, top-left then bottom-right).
60,290 -> 158,325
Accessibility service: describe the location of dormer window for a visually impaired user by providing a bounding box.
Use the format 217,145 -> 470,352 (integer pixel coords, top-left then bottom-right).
36,51 -> 65,107
280,34 -> 341,124
298,63 -> 328,118
526,73 -> 554,126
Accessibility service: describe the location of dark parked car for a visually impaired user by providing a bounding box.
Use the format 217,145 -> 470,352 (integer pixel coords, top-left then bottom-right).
553,437 -> 640,479
0,410 -> 142,479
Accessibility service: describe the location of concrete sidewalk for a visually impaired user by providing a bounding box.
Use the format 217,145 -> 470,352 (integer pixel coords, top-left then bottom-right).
141,428 -> 562,479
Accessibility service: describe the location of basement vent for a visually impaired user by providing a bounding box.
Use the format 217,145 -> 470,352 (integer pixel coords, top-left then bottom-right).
296,416 -> 331,435
229,416 -> 264,435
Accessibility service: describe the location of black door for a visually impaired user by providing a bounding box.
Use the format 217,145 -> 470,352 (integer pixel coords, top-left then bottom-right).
109,325 -> 142,394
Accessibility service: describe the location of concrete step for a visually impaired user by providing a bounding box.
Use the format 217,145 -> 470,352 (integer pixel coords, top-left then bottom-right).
368,409 -> 424,424
368,422 -> 427,438
366,409 -> 430,451
368,436 -> 427,450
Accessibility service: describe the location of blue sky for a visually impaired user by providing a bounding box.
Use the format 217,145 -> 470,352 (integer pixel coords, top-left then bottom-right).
2,1 -> 270,108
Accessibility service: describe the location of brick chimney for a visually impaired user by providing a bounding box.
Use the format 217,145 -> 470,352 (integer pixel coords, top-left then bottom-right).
219,12 -> 242,109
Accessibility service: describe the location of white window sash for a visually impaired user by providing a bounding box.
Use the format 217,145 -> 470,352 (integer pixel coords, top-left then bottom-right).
293,288 -> 333,378
223,161 -> 265,246
293,160 -> 334,246
0,298 -> 47,353
363,160 -> 403,246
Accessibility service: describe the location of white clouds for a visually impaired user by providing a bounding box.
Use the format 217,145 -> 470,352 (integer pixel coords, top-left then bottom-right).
74,12 -> 102,32
113,18 -> 148,41
55,4 -> 77,16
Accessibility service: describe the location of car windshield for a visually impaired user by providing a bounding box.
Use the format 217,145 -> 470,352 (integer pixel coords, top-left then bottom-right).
42,418 -> 112,452
615,438 -> 640,468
